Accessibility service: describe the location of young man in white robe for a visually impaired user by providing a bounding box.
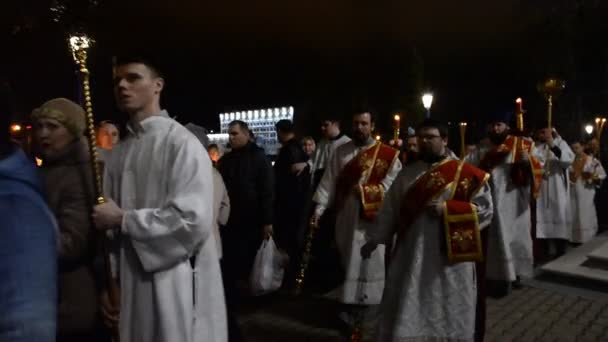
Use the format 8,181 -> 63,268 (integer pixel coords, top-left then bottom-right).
568,140 -> 606,243
363,119 -> 493,342
311,109 -> 401,327
92,57 -> 227,342
309,115 -> 352,187
533,126 -> 575,258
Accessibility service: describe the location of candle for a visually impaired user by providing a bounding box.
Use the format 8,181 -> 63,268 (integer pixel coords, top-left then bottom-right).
393,114 -> 401,142
515,98 -> 523,114
459,122 -> 467,158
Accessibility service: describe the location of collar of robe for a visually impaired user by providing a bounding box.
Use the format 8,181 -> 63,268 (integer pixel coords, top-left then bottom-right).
329,132 -> 345,141
127,110 -> 170,137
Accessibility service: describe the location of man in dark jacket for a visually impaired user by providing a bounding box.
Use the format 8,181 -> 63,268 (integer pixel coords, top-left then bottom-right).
0,115 -> 58,342
217,120 -> 274,342
273,119 -> 309,285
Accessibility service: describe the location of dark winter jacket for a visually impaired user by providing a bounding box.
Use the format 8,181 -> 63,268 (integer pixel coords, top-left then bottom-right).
218,142 -> 274,234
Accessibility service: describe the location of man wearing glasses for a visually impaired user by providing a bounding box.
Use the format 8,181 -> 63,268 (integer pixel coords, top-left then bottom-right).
363,118 -> 493,342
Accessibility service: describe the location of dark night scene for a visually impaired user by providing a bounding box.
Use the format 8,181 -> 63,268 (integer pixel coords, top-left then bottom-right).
2,1 -> 608,341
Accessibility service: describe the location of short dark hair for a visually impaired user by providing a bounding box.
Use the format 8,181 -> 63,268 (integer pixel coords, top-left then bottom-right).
228,120 -> 249,133
114,55 -> 164,78
417,118 -> 449,138
352,106 -> 376,123
208,143 -> 219,151
275,119 -> 294,133
321,113 -> 341,124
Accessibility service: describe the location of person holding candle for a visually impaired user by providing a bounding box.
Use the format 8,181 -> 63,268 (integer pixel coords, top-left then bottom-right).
465,110 -> 543,341
567,139 -> 606,244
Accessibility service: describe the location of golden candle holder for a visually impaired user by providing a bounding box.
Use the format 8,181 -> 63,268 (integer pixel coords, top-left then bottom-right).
537,78 -> 565,181
515,98 -> 524,132
393,114 -> 401,142
595,116 -> 606,159
459,122 -> 467,158
68,33 -> 121,342
537,78 -> 566,129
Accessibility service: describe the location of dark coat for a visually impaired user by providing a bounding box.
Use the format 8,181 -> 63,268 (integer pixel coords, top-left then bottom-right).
218,142 -> 274,236
41,139 -> 99,335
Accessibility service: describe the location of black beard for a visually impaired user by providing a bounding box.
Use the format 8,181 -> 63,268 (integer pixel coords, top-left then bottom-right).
420,149 -> 446,164
489,131 -> 508,146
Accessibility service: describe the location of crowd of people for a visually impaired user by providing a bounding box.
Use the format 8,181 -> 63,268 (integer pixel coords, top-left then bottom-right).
1,55 -> 606,342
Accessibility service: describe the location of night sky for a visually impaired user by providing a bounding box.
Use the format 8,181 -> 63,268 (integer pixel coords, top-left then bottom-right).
2,0 -> 608,141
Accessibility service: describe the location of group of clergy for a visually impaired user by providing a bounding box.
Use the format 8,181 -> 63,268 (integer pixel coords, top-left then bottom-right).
306,108 -> 605,342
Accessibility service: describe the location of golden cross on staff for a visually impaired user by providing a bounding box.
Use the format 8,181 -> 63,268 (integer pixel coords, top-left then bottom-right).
68,33 -> 121,342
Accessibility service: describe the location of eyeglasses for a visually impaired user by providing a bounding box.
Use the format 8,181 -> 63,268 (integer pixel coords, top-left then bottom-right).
417,134 -> 442,141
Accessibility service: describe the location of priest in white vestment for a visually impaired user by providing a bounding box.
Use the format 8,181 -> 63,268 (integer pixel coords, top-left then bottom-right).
364,120 -> 493,342
312,111 -> 401,307
568,141 -> 606,243
465,115 -> 540,285
93,58 -> 227,342
533,127 -> 574,256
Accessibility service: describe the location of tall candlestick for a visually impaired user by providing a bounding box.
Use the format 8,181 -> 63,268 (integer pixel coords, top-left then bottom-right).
393,114 -> 401,142
459,122 -> 467,158
515,98 -> 524,131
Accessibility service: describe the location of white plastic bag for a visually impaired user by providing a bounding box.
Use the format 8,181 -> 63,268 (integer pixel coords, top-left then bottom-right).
250,237 -> 285,296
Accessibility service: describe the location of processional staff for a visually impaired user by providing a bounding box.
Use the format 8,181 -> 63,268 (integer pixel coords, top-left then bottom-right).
68,33 -> 121,341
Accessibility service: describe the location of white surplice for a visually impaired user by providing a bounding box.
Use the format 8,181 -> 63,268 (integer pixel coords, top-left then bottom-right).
311,134 -> 351,174
104,111 -> 227,342
313,140 -> 402,305
568,155 -> 606,243
369,158 -> 493,342
465,139 -> 536,281
533,137 -> 575,240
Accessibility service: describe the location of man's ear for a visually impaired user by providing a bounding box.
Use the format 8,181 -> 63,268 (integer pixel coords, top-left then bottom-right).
155,77 -> 165,94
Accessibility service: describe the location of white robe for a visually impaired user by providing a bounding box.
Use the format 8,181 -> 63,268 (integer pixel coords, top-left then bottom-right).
465,141 -> 536,281
533,138 -> 575,240
104,111 -> 227,342
311,134 -> 352,174
212,168 -> 230,258
313,140 -> 402,305
568,155 -> 606,243
369,159 -> 493,342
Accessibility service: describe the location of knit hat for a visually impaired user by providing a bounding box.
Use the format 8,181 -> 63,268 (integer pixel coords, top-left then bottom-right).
32,98 -> 86,138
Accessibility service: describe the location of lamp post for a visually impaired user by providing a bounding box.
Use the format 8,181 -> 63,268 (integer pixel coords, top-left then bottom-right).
422,93 -> 433,118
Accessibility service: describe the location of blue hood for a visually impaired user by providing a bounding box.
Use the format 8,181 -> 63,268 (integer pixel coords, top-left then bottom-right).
0,148 -> 45,198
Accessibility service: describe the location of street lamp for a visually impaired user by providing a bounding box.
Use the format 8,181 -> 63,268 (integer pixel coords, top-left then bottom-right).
585,124 -> 594,135
422,93 -> 433,118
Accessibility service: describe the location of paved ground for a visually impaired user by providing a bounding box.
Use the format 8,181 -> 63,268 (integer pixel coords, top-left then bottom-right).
237,282 -> 608,342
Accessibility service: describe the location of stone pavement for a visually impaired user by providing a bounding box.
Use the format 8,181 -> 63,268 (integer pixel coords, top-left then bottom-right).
237,284 -> 608,342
